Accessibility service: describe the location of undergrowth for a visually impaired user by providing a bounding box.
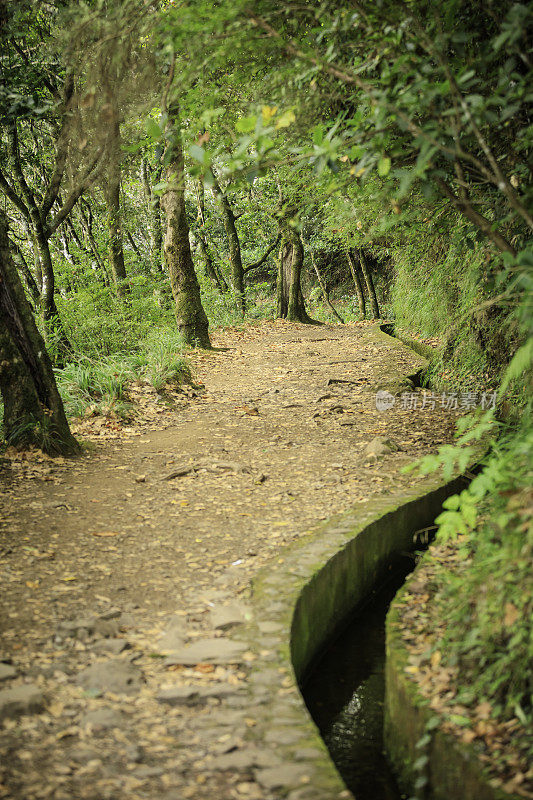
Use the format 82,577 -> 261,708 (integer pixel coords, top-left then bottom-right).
404,244 -> 533,751
55,327 -> 191,419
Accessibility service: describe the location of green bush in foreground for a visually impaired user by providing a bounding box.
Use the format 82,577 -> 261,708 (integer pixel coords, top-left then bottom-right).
409,245 -> 533,745
435,417 -> 532,728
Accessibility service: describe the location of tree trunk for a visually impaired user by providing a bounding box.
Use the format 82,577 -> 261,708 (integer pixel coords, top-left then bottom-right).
355,247 -> 380,318
161,103 -> 210,348
125,229 -> 143,261
33,220 -> 72,361
141,159 -> 164,274
212,174 -> 245,316
34,217 -> 56,319
198,234 -> 224,292
0,212 -> 80,455
195,180 -> 227,293
347,250 -> 366,318
103,119 -> 128,294
11,240 -> 40,304
78,204 -> 110,286
276,226 -> 317,323
23,220 -> 42,293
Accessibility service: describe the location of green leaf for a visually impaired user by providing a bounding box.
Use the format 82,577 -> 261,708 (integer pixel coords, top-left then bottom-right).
414,755 -> 429,770
189,144 -> 206,164
145,118 -> 162,140
499,337 -> 533,394
275,109 -> 296,129
415,733 -> 431,749
460,502 -> 478,529
450,714 -> 471,727
312,125 -> 324,145
377,156 -> 391,176
236,115 -> 257,133
443,494 -> 460,510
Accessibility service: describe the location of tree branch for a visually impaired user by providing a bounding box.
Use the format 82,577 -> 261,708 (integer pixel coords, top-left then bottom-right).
0,168 -> 30,220
10,37 -> 60,100
46,148 -> 103,237
40,77 -> 75,218
7,124 -> 40,223
243,233 -> 281,274
248,11 -> 530,221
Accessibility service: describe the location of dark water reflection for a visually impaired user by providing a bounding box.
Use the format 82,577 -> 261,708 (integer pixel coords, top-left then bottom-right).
302,562 -> 413,800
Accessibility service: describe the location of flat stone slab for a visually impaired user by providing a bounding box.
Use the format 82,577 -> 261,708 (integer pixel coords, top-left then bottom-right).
0,664 -> 17,682
0,684 -> 45,720
254,765 -> 311,790
210,747 -> 281,771
156,629 -> 186,654
156,683 -> 240,706
153,615 -> 188,654
209,603 -> 248,631
93,638 -> 129,655
164,638 -> 247,665
76,661 -> 142,695
80,708 -> 124,729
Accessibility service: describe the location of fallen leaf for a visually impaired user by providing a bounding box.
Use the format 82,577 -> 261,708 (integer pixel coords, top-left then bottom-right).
504,602 -> 519,627
430,650 -> 442,668
475,701 -> 492,720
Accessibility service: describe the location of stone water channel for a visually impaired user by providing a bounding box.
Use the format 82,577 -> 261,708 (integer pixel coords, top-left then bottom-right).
301,554 -> 417,800
284,327 -> 441,799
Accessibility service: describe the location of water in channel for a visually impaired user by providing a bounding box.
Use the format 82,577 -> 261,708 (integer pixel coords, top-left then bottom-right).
301,558 -> 415,800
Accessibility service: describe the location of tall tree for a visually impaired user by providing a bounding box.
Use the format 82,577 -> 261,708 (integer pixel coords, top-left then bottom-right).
141,158 -> 164,274
194,179 -> 228,293
102,112 -> 128,293
355,248 -> 380,319
347,250 -> 366,319
161,85 -> 210,347
211,172 -> 246,316
277,220 -> 316,324
247,2 -> 531,255
0,3 -> 104,353
0,212 -> 80,455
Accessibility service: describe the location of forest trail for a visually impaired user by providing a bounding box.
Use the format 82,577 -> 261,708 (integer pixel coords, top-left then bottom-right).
0,321 -> 456,800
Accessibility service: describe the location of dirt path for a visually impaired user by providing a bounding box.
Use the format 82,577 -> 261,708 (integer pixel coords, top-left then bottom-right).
0,321 -> 457,800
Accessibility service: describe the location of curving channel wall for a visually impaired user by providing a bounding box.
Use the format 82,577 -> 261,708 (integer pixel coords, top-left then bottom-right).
242,327 -> 485,800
